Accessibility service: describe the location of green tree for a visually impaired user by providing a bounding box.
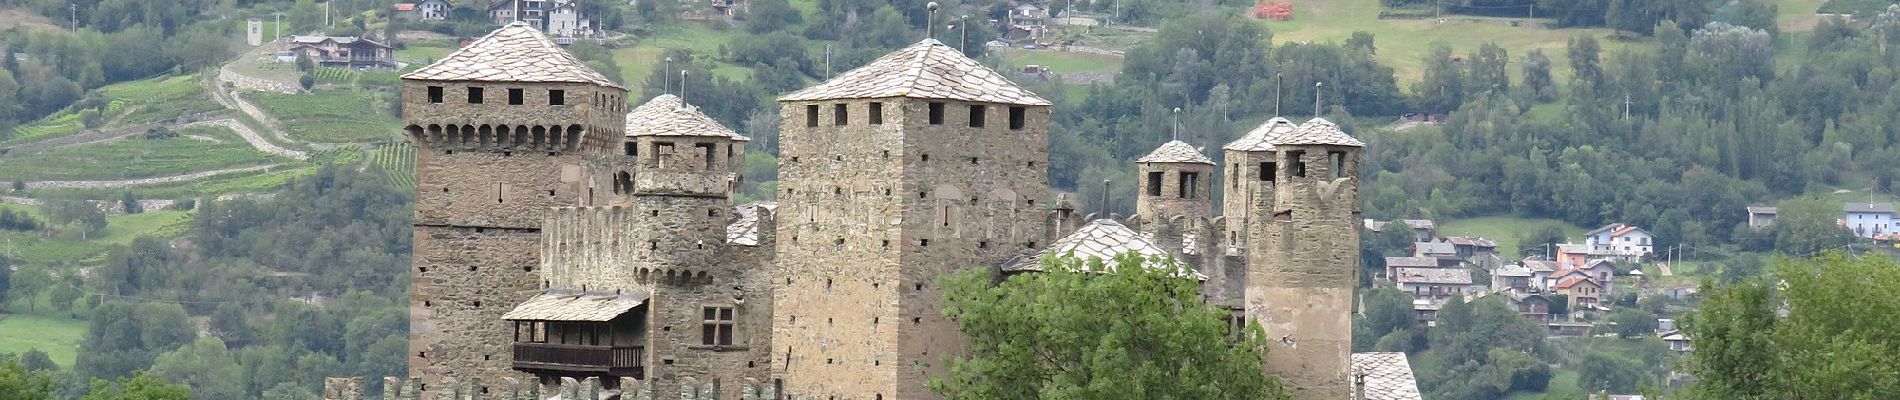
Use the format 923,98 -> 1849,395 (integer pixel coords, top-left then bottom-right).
1413,42 -> 1466,112
1577,350 -> 1645,393
120,192 -> 142,214
7,265 -> 51,312
1467,42 -> 1510,96
1364,286 -> 1417,337
1683,253 -> 1900,398
1772,196 -> 1854,255
932,254 -> 1291,399
81,373 -> 190,400
1609,309 -> 1658,338
743,0 -> 803,34
149,337 -> 243,400
16,350 -> 55,373
0,355 -> 54,400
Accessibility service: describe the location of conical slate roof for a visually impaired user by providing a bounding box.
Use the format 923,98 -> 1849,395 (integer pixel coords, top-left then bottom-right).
1004,219 -> 1205,279
779,39 -> 1050,106
1223,117 -> 1297,151
402,22 -> 621,89
625,94 -> 748,141
1272,117 -> 1364,147
1136,140 -> 1214,165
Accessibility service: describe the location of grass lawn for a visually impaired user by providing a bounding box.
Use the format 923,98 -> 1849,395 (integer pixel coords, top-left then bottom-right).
1503,370 -> 1586,399
1258,0 -> 1643,86
614,23 -> 757,96
0,209 -> 192,265
1004,50 -> 1123,74
0,312 -> 87,369
99,74 -> 226,127
245,89 -> 403,143
1438,215 -> 1587,257
0,125 -> 281,181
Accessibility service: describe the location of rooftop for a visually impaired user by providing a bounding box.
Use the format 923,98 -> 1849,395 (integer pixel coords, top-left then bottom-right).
1004,219 -> 1203,279
1223,117 -> 1296,151
1845,203 -> 1896,213
1402,219 -> 1435,230
625,94 -> 748,140
1270,117 -> 1365,147
1394,267 -> 1471,285
1385,256 -> 1439,268
1351,352 -> 1424,400
1746,206 -> 1777,215
724,201 -> 777,246
1554,276 -> 1598,289
1414,242 -> 1456,256
780,39 -> 1049,106
1495,264 -> 1532,277
500,289 -> 649,322
401,22 -> 621,88
1135,140 -> 1215,165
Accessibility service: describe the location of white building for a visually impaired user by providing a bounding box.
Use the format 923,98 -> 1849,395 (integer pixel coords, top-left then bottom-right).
1585,223 -> 1653,259
1844,203 -> 1895,239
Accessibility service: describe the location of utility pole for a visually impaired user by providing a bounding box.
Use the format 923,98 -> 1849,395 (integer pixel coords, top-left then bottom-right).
960,15 -> 969,54
273,12 -> 284,40
824,44 -> 833,77
1624,93 -> 1632,120
69,2 -> 77,31
323,1 -> 330,30
680,70 -> 689,103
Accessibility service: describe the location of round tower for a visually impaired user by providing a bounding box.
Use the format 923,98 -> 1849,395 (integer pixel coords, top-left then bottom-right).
1134,140 -> 1216,225
1244,117 -> 1363,399
1219,117 -> 1296,250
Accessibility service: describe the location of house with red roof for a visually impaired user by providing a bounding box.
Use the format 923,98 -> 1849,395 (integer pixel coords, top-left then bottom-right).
1585,223 -> 1654,260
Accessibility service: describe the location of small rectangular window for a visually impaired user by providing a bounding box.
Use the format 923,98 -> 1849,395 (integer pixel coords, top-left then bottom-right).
1008,106 -> 1026,130
509,88 -> 524,105
834,103 -> 848,125
1232,164 -> 1241,188
1260,162 -> 1276,181
467,87 -> 483,103
427,86 -> 444,103
696,143 -> 717,171
806,104 -> 820,127
1179,172 -> 1199,199
968,105 -> 986,127
1329,151 -> 1346,178
1146,171 -> 1164,196
1288,150 -> 1307,177
624,142 -> 637,156
655,142 -> 675,168
548,89 -> 565,105
870,102 -> 884,124
928,102 -> 945,125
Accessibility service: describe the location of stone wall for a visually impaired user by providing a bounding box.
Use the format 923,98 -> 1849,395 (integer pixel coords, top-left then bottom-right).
771,96 -> 1052,400
1245,144 -> 1360,400
1135,161 -> 1213,225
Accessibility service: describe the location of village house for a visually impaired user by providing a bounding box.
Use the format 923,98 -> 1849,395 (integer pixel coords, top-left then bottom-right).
393,0 -> 451,21
1505,291 -> 1551,322
1365,218 -> 1436,241
1660,330 -> 1693,353
1554,243 -> 1591,268
1006,1 -> 1049,40
1394,267 -> 1476,301
1585,223 -> 1654,260
710,0 -> 746,17
285,36 -> 396,69
1522,259 -> 1558,291
1553,276 -> 1604,314
1491,263 -> 1533,293
1443,236 -> 1498,258
1746,206 -> 1776,228
1844,202 -> 1895,239
1413,241 -> 1458,262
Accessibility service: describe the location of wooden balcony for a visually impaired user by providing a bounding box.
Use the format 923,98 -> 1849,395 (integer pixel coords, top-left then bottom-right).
512,343 -> 644,379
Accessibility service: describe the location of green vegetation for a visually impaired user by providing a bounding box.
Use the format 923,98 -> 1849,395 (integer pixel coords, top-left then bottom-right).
1004,51 -> 1122,74
244,90 -> 402,143
0,126 -> 279,181
1682,253 -> 1900,398
370,143 -> 417,188
1258,0 -> 1638,84
935,254 -> 1289,399
1439,216 -> 1588,257
1817,0 -> 1893,15
0,313 -> 87,369
96,75 -> 224,126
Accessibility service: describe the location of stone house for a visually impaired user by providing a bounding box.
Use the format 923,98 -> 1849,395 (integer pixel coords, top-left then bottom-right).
286,36 -> 396,69
399,21 -> 1380,400
1506,292 -> 1551,322
1746,206 -> 1776,228
1553,276 -> 1603,312
1394,267 -> 1474,301
1844,202 -> 1895,239
1006,1 -> 1049,40
1491,263 -> 1532,293
394,0 -> 451,21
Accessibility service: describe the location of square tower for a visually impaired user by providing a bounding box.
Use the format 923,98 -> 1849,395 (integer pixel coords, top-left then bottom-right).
400,21 -> 628,394
1243,118 -> 1363,399
771,39 -> 1051,400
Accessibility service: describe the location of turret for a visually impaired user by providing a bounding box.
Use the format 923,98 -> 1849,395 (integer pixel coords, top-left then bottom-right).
1244,117 -> 1364,399
1220,117 -> 1297,251
610,94 -> 749,200
1134,140 -> 1215,230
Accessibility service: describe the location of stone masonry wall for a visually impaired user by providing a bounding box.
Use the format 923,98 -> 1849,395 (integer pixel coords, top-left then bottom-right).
1135,161 -> 1213,226
1221,149 -> 1274,251
409,225 -> 541,395
1245,145 -> 1360,400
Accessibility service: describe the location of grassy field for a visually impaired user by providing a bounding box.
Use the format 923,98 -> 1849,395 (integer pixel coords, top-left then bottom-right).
1438,216 -> 1588,257
245,89 -> 402,143
1258,0 -> 1641,85
26,165 -> 317,202
613,24 -> 757,96
1004,50 -> 1122,74
0,312 -> 87,369
0,125 -> 280,181
0,209 -> 192,265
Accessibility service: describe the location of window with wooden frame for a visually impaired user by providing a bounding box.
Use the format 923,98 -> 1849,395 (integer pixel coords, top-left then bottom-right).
702,306 -> 735,346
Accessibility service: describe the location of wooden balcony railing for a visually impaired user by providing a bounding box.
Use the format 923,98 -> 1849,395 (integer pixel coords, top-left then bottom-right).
512,343 -> 644,379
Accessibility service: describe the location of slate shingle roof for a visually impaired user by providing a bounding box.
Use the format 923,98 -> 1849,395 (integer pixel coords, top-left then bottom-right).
401,22 -> 621,88
500,289 -> 649,321
1394,267 -> 1471,285
1272,117 -> 1365,147
779,39 -> 1050,106
1223,117 -> 1297,151
1352,352 -> 1424,400
626,94 -> 748,140
1845,203 -> 1896,213
1004,219 -> 1203,279
1385,256 -> 1439,268
1136,140 -> 1214,165
725,201 -> 777,246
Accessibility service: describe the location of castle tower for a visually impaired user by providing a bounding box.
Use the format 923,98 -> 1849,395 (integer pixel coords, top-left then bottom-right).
1244,117 -> 1363,399
771,38 -> 1051,400
1134,140 -> 1215,228
400,22 -> 628,394
1220,117 -> 1296,251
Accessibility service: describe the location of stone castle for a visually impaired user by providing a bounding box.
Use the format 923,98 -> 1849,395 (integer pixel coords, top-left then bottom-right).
396,22 -> 1377,400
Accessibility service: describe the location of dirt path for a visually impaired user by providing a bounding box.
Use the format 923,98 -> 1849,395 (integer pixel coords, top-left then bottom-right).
184,119 -> 308,160
22,165 -> 280,190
